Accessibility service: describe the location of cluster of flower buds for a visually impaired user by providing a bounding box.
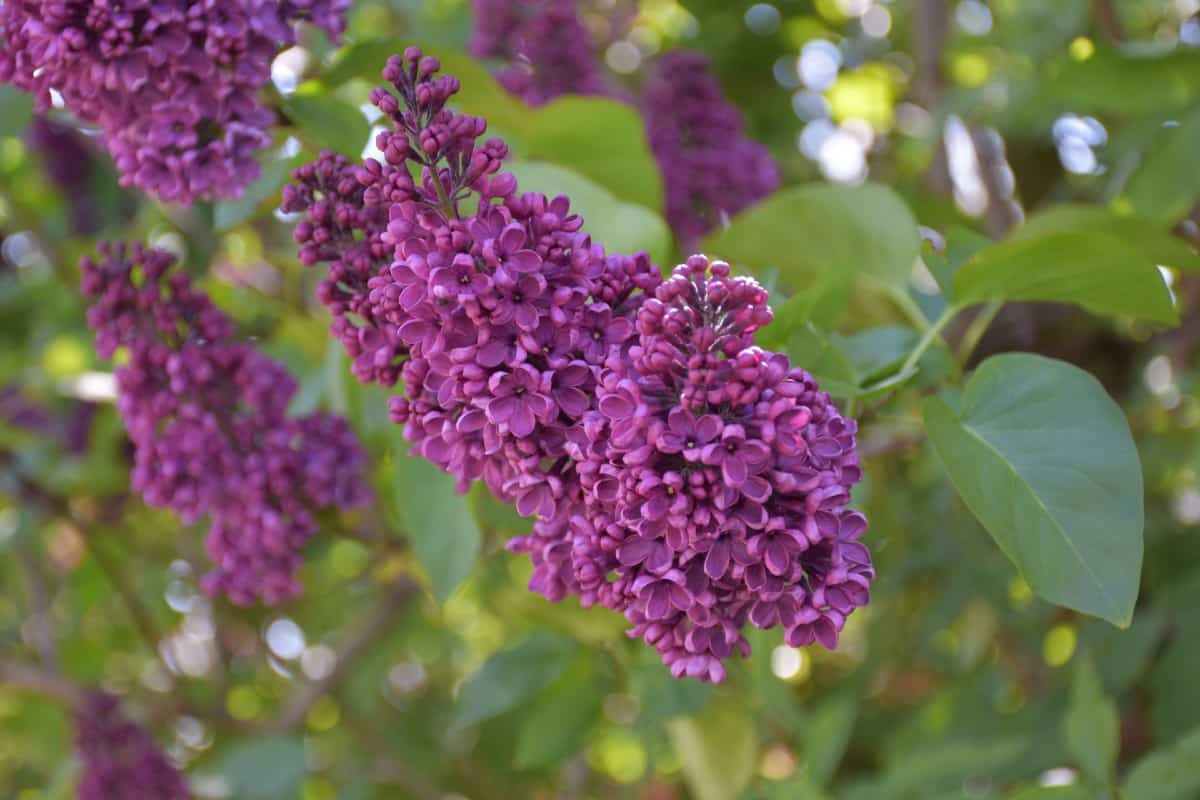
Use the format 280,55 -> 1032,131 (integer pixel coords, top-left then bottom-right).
286,49 -> 870,680
0,0 -> 348,203
81,242 -> 371,605
73,691 -> 189,800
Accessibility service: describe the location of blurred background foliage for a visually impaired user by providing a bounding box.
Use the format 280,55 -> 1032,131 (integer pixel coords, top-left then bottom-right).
2,0 -> 1200,798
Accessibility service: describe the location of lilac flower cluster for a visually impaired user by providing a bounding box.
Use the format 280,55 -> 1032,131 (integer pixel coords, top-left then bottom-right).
0,0 -> 348,204
81,242 -> 370,605
73,691 -> 189,800
643,51 -> 780,250
468,0 -> 609,105
284,49 -> 870,680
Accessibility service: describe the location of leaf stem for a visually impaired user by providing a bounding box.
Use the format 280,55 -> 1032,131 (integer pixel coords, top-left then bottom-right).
899,305 -> 958,376
956,300 -> 1004,365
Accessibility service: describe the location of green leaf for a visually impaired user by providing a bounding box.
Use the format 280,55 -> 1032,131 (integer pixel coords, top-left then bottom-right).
454,633 -> 576,728
873,737 -> 1027,798
220,736 -> 307,799
283,90 -> 371,158
922,353 -> 1144,626
513,659 -> 608,769
1062,655 -> 1119,785
1012,204 -> 1200,272
214,154 -> 296,230
390,437 -> 480,602
667,697 -> 759,800
756,272 -> 855,351
954,231 -> 1178,325
0,86 -> 34,138
783,323 -> 860,398
1006,786 -> 1093,800
804,691 -> 859,786
630,661 -> 714,723
506,160 -> 671,265
1121,109 -> 1200,225
1045,47 -> 1200,115
1123,725 -> 1200,800
702,183 -> 921,289
523,96 -> 662,211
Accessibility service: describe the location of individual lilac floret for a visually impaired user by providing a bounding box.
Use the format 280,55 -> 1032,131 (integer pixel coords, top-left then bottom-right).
642,51 -> 780,250
80,242 -> 370,605
73,691 -> 189,800
468,0 -> 610,105
515,256 -> 873,682
0,0 -> 348,203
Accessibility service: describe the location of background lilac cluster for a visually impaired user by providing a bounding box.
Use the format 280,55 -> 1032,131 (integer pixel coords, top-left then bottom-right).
0,0 -> 348,203
73,691 -> 189,800
467,1 -> 779,247
285,50 -> 871,681
81,242 -> 371,605
642,52 -> 782,251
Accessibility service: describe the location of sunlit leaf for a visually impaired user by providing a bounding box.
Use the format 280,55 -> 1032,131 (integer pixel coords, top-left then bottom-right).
954,231 -> 1178,325
923,353 -> 1144,626
454,633 -> 576,728
513,659 -> 608,769
702,184 -> 920,289
668,697 -> 759,800
284,90 -> 372,157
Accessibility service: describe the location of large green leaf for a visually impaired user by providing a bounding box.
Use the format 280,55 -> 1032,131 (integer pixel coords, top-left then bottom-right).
454,633 -> 576,728
283,90 -> 372,158
923,353 -> 1144,626
701,183 -> 921,289
804,691 -> 859,787
954,231 -> 1178,325
513,659 -> 608,769
506,160 -> 671,265
1121,109 -> 1200,225
220,736 -> 307,799
1012,204 -> 1200,272
214,154 -> 296,230
390,438 -> 481,602
1044,47 -> 1200,115
1062,655 -> 1118,785
1122,725 -> 1200,800
523,96 -> 662,212
1006,786 -> 1092,800
668,698 -> 759,800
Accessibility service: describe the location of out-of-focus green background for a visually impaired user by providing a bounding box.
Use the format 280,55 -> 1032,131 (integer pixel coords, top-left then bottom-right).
2,1 -> 1200,798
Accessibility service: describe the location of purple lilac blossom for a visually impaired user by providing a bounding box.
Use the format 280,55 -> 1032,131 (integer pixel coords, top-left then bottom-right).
284,49 -> 871,680
468,0 -> 609,105
0,0 -> 348,204
538,256 -> 873,682
73,691 -> 189,800
80,242 -> 370,605
642,51 -> 780,251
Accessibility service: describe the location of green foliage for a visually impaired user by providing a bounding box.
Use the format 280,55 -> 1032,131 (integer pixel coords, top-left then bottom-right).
2,1 -> 1199,798
924,354 -> 1144,626
701,183 -> 921,289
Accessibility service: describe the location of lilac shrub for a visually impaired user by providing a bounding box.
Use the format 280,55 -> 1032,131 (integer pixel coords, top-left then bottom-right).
73,691 -> 189,800
81,242 -> 370,605
643,51 -> 780,250
285,49 -> 871,680
0,0 -> 348,204
468,0 -> 609,105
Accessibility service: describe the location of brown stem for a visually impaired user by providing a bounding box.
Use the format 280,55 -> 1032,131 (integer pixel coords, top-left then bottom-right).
1091,0 -> 1126,44
268,576 -> 419,731
0,656 -> 85,705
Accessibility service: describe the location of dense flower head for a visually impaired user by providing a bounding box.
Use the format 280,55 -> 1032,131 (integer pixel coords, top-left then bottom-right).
511,256 -> 872,682
468,0 -> 609,105
0,0 -> 349,203
286,49 -> 870,680
73,691 -> 189,800
80,241 -> 370,605
643,51 -> 780,250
